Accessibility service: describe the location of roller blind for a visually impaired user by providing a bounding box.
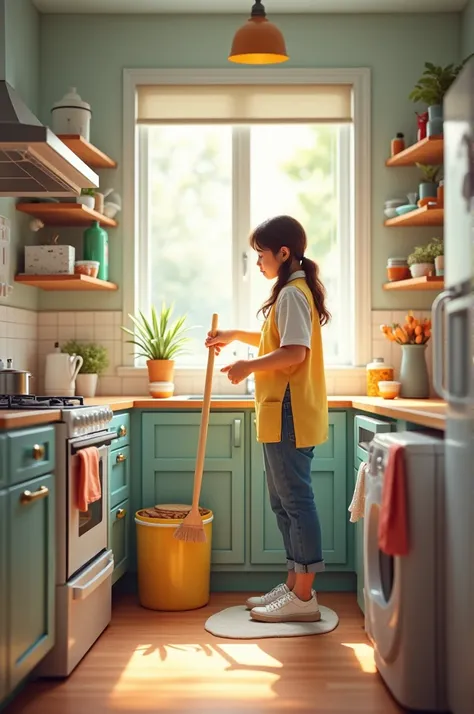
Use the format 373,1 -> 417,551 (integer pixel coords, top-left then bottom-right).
136,84 -> 353,124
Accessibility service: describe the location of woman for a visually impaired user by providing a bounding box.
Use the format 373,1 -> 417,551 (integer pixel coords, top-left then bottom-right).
205,215 -> 329,623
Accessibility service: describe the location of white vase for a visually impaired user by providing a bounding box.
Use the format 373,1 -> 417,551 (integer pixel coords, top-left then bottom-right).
77,195 -> 95,209
76,373 -> 98,398
410,262 -> 434,278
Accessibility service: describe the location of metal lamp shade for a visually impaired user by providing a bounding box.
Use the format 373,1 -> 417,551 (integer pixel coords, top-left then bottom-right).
228,16 -> 289,65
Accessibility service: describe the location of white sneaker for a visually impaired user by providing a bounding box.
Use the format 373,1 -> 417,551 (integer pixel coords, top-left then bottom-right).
245,583 -> 290,610
250,591 -> 321,623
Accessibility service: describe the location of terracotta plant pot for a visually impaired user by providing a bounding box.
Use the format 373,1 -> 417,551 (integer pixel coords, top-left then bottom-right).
146,360 -> 175,398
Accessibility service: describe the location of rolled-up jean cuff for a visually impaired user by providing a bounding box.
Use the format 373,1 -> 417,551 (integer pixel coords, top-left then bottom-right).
286,559 -> 295,571
294,560 -> 325,574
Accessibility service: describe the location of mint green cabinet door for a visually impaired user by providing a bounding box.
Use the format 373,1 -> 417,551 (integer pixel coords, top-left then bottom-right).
0,491 -> 7,701
8,474 -> 55,691
0,436 -> 6,489
110,500 -> 130,585
142,412 -> 245,565
250,412 -> 347,566
109,446 -> 130,509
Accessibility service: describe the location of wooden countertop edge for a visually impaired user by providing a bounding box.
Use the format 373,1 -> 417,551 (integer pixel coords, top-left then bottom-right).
0,396 -> 446,430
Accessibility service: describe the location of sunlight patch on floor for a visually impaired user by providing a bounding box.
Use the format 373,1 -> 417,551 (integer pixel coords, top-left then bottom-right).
341,643 -> 376,673
110,642 -> 281,703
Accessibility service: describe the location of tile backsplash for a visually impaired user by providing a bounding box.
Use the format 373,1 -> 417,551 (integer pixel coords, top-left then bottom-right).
0,308 -> 435,397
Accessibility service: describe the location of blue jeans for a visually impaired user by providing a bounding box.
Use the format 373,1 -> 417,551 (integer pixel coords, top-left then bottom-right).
263,389 -> 325,574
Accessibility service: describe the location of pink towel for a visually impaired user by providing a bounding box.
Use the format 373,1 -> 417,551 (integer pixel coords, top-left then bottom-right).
378,443 -> 409,556
76,447 -> 101,512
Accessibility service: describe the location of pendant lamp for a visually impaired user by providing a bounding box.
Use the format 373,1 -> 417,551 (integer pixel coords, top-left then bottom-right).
228,1 -> 289,65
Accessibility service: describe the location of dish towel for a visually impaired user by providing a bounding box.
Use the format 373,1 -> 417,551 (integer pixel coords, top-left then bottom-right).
348,461 -> 368,522
378,443 -> 409,556
76,447 -> 101,512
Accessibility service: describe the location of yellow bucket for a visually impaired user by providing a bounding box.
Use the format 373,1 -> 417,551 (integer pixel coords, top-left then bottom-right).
135,504 -> 213,611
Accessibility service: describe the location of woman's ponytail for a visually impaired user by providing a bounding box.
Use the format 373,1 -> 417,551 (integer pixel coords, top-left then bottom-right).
301,256 -> 331,326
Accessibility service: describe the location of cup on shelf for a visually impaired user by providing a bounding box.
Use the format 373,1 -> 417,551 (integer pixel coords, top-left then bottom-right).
378,380 -> 401,400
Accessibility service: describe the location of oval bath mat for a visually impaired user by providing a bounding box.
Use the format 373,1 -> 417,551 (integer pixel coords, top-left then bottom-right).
204,605 -> 339,639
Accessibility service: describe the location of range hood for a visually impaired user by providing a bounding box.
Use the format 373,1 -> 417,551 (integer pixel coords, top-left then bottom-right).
0,81 -> 99,197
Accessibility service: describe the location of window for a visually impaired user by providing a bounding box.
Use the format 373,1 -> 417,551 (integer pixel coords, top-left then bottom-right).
138,122 -> 353,366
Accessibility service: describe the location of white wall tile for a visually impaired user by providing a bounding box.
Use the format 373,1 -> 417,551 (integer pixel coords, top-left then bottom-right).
38,312 -> 57,326
97,376 -> 123,396
58,326 -> 76,341
75,312 -> 92,326
94,324 -> 114,341
94,312 -> 114,326
58,312 -> 76,326
122,377 -> 148,395
75,324 -> 95,340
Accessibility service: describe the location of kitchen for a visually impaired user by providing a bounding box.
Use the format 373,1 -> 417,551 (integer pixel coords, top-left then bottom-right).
0,0 -> 472,713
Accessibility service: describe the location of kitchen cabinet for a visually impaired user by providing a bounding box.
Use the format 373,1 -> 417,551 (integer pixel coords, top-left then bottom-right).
110,500 -> 130,585
109,446 -> 130,509
0,490 -> 7,702
250,412 -> 348,566
5,426 -> 55,487
141,412 -> 246,565
0,436 -> 6,489
7,473 -> 55,691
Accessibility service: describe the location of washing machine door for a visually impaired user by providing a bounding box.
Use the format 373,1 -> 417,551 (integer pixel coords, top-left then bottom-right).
364,439 -> 402,664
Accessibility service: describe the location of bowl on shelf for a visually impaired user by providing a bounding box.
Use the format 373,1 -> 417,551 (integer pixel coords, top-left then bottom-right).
384,207 -> 399,219
395,204 -> 418,216
378,381 -> 401,400
74,260 -> 99,278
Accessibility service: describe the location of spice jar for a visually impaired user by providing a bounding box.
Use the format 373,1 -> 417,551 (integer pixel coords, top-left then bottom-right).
391,132 -> 405,156
386,257 -> 410,282
366,357 -> 395,397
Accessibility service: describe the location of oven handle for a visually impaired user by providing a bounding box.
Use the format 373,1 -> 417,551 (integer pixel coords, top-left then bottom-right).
72,555 -> 114,601
70,431 -> 118,453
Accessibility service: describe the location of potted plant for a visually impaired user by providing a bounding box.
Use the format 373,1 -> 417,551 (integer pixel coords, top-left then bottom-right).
416,163 -> 442,200
409,55 -> 474,136
427,237 -> 444,276
407,244 -> 435,278
78,187 -> 95,209
61,340 -> 109,397
121,303 -> 192,398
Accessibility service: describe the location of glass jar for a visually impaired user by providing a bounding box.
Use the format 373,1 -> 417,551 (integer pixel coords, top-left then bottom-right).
366,357 -> 395,397
386,257 -> 410,282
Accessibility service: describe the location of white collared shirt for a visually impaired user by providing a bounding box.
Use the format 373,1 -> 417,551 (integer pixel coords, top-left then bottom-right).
275,270 -> 312,349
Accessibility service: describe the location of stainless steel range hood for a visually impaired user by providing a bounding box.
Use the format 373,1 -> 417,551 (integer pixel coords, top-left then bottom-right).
0,81 -> 99,197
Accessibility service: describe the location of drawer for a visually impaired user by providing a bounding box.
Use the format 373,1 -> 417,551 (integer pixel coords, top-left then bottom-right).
354,414 -> 393,465
110,412 -> 130,449
6,426 -> 55,486
109,499 -> 130,585
109,446 -> 130,509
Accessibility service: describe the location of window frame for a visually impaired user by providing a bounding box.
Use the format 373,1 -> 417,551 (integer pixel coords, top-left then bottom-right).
122,68 -> 371,373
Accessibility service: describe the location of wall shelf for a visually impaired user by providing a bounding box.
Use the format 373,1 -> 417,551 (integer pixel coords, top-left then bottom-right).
385,135 -> 444,167
15,274 -> 118,291
57,134 -> 117,169
383,276 -> 444,291
16,203 -> 117,228
384,205 -> 443,227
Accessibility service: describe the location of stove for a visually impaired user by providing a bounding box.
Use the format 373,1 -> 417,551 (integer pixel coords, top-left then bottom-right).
0,394 -> 114,438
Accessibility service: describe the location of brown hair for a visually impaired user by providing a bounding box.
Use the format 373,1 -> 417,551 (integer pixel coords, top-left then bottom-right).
250,215 -> 331,326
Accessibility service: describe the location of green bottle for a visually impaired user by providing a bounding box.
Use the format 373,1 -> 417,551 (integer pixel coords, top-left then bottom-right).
83,221 -> 109,280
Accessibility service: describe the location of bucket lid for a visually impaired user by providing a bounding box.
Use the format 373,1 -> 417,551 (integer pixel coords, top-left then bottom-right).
136,503 -> 212,524
52,87 -> 91,112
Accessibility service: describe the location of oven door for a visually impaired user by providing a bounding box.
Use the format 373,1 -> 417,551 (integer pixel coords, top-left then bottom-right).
67,434 -> 112,579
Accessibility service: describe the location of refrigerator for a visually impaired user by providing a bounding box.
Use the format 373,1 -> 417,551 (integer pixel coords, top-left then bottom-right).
432,58 -> 474,714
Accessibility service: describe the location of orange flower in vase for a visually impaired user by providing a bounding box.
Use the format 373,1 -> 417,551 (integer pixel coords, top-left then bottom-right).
380,312 -> 431,398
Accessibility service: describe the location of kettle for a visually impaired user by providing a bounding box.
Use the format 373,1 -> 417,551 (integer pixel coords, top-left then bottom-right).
44,343 -> 83,397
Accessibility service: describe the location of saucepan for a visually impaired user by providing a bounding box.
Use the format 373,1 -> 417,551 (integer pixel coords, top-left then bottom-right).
0,366 -> 33,395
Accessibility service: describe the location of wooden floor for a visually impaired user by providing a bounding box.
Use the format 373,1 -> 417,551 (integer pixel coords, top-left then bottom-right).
6,592 -> 404,714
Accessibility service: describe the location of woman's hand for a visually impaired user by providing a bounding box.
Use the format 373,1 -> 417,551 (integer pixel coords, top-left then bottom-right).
204,329 -> 236,356
221,360 -> 252,385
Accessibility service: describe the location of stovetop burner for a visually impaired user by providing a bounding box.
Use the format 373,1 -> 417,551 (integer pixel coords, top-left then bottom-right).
0,394 -> 85,410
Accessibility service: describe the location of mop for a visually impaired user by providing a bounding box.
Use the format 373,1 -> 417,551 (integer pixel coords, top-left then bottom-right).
174,313 -> 218,543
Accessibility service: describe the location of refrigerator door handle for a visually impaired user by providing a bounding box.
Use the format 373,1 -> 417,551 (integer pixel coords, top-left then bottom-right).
432,289 -> 454,400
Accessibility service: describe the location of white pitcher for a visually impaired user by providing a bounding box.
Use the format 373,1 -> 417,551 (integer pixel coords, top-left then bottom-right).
44,343 -> 83,397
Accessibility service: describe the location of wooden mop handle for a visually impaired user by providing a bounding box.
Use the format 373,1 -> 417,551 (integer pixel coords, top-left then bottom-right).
191,313 -> 219,508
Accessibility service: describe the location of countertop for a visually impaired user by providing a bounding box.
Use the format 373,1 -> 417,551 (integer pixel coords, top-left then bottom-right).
0,396 -> 447,431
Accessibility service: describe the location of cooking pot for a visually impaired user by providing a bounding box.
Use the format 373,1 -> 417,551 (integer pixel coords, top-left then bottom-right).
0,368 -> 33,395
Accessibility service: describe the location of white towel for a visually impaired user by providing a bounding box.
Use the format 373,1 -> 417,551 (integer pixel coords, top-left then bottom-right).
349,461 -> 368,523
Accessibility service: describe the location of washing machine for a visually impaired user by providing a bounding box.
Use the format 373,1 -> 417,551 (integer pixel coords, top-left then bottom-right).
364,431 -> 447,712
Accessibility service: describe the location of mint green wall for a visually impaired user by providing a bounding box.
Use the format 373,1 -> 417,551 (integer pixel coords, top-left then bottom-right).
39,12 -> 461,313
463,0 -> 474,54
0,0 -> 40,311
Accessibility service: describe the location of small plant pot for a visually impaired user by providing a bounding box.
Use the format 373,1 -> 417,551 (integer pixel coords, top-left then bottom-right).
419,182 -> 438,200
435,255 -> 444,276
77,195 -> 95,209
146,360 -> 175,398
427,104 -> 443,137
76,373 -> 98,398
410,263 -> 434,278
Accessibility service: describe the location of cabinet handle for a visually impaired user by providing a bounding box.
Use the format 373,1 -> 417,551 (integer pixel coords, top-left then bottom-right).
116,453 -> 127,463
116,508 -> 126,519
118,425 -> 127,437
20,485 -> 49,504
32,444 -> 45,461
233,419 -> 242,448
